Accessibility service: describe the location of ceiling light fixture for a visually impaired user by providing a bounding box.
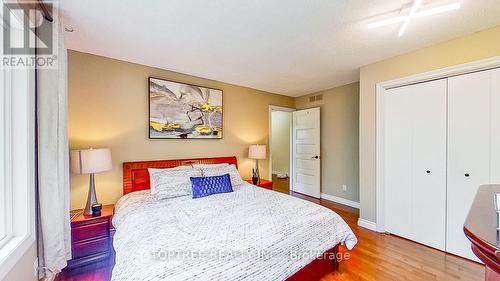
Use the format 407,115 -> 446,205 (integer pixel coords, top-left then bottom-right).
398,0 -> 422,36
368,1 -> 461,36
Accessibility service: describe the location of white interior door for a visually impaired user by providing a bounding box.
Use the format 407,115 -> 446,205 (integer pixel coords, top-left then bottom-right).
447,70 -> 491,261
384,80 -> 447,250
292,108 -> 320,198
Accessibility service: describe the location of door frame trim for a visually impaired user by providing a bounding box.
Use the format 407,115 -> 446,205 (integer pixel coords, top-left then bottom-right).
375,56 -> 500,233
268,105 -> 295,191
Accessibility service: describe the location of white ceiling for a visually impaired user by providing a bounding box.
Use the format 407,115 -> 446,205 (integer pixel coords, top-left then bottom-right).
59,0 -> 500,97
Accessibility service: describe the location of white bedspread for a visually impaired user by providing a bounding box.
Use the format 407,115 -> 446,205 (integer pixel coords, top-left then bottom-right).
111,183 -> 357,281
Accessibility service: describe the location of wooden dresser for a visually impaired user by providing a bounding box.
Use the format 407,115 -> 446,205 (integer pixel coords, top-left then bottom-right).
464,185 -> 500,281
64,204 -> 115,272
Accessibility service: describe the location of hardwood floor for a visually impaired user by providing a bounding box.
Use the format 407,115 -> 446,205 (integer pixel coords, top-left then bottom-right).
272,174 -> 290,193
58,192 -> 485,281
290,193 -> 485,281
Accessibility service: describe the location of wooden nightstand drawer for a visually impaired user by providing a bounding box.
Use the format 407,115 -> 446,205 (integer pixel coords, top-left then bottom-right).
72,237 -> 109,259
72,221 -> 109,242
64,205 -> 115,272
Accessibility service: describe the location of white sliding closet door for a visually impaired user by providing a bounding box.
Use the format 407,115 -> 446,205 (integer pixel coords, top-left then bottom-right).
384,79 -> 447,250
447,70 -> 491,261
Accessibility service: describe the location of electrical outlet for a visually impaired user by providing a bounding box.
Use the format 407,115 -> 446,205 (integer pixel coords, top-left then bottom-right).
342,185 -> 347,192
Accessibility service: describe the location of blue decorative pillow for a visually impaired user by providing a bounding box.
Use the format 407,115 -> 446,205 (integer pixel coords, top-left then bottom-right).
190,174 -> 233,198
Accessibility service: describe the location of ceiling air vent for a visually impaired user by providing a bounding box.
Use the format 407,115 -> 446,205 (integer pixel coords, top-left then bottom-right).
309,96 -> 316,102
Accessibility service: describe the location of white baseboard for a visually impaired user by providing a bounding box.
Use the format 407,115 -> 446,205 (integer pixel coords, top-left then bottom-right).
320,193 -> 360,209
357,218 -> 377,232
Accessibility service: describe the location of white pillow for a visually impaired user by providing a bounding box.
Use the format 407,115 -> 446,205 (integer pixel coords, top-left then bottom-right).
148,167 -> 201,200
201,164 -> 245,186
192,163 -> 229,169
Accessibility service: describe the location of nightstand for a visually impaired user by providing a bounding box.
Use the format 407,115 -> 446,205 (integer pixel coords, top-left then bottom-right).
64,204 -> 115,272
246,179 -> 273,190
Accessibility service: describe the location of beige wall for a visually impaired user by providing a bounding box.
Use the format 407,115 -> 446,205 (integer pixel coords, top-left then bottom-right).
270,111 -> 291,175
359,25 -> 500,223
68,51 -> 295,209
4,243 -> 37,281
296,83 -> 359,202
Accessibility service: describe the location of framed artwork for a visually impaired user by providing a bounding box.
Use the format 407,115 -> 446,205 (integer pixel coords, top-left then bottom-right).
149,77 -> 223,139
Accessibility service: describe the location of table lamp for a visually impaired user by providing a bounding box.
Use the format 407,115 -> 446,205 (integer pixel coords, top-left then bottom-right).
248,144 -> 266,184
71,148 -> 112,215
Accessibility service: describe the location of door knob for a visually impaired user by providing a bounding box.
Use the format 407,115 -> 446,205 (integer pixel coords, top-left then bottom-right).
426,170 -> 431,174
465,173 -> 470,177
312,156 -> 319,159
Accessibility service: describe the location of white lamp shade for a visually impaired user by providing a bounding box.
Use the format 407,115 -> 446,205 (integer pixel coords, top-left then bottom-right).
248,144 -> 267,160
71,148 -> 112,174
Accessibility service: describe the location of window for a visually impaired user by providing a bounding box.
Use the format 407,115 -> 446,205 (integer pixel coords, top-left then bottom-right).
0,5 -> 36,279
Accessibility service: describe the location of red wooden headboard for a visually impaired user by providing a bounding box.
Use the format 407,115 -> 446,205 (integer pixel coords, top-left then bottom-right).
122,156 -> 238,195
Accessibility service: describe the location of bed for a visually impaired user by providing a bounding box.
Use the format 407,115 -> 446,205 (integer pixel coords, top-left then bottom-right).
111,156 -> 357,281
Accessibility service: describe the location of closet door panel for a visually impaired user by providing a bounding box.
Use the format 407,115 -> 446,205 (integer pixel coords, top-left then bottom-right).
447,70 -> 491,261
384,87 -> 416,239
384,79 -> 446,249
491,68 -> 500,183
411,80 -> 447,250
384,87 -> 413,239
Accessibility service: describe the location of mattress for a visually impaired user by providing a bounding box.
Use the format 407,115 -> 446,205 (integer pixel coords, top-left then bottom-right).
111,182 -> 357,281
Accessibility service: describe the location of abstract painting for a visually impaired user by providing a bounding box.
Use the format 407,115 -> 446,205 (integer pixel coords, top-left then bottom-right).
149,77 -> 223,139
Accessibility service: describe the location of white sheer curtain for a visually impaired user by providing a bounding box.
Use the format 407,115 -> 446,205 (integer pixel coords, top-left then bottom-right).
37,17 -> 72,280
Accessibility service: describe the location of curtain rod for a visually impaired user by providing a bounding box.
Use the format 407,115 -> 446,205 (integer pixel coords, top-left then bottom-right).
36,0 -> 53,22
